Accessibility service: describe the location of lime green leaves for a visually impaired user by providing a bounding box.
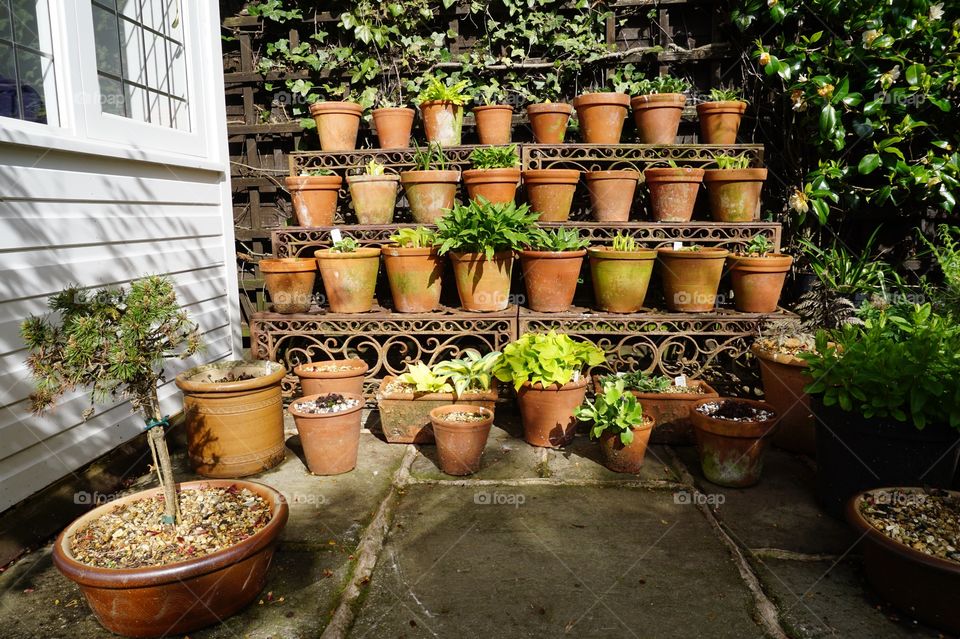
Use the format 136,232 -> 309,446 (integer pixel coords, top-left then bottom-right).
493,331 -> 605,390
574,379 -> 646,446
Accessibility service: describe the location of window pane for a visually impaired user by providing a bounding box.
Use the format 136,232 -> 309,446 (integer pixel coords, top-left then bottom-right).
0,3 -> 12,41
125,81 -> 147,121
0,41 -> 18,119
16,48 -> 55,123
10,0 -> 41,51
121,17 -> 145,86
99,74 -> 124,116
93,4 -> 122,76
0,0 -> 58,126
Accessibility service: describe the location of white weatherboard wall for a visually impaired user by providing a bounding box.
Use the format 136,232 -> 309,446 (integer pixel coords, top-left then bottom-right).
0,2 -> 239,513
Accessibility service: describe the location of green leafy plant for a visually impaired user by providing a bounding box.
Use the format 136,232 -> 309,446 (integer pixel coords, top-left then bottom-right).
635,75 -> 692,95
493,331 -> 605,390
389,227 -> 438,248
362,159 -> 386,176
742,234 -> 774,256
469,144 -> 520,169
432,349 -> 502,397
396,361 -> 453,393
21,276 -> 202,523
417,76 -> 471,105
713,154 -> 753,170
707,87 -> 743,102
435,198 -> 539,260
330,237 -> 360,253
411,141 -> 447,171
611,233 -> 638,252
300,168 -> 335,177
526,227 -> 589,252
574,379 -> 647,445
601,371 -> 672,393
797,228 -> 899,297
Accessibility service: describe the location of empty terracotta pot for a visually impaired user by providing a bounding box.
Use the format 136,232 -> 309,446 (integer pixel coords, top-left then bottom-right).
751,344 -> 814,455
473,104 -> 514,144
630,93 -> 687,144
309,101 -> 362,151
584,170 -> 639,221
573,92 -> 630,144
697,101 -> 747,144
294,358 -> 369,397
430,404 -> 494,476
315,247 -> 381,313
400,170 -> 461,224
463,168 -> 521,204
588,247 -> 657,312
420,100 -> 463,146
289,392 -> 363,475
372,107 -> 415,148
517,376 -> 589,447
691,398 -> 778,487
347,174 -> 400,224
703,168 -> 768,222
728,254 -> 793,312
527,102 -> 573,144
599,415 -> 655,473
644,167 -> 704,222
522,169 -> 580,221
449,251 -> 514,311
519,249 -> 586,312
383,245 -> 444,312
259,257 -> 316,314
657,247 -> 729,312
285,175 -> 342,227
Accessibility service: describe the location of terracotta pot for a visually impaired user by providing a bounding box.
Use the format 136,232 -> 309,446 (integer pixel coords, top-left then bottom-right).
697,101 -> 747,144
52,479 -> 288,638
289,392 -> 363,475
285,175 -> 342,227
517,376 -> 589,447
400,170 -> 461,224
572,92 -> 630,144
598,414 -> 655,473
657,247 -> 729,312
376,377 -> 498,444
630,93 -> 687,144
644,167 -> 704,222
347,174 -> 400,224
728,254 -> 793,312
430,405 -> 495,476
473,104 -> 514,144
383,245 -> 444,312
690,398 -> 778,487
519,249 -> 585,312
315,247 -> 381,313
294,358 -> 369,398
176,361 -> 286,478
449,250 -> 514,311
751,345 -> 814,455
259,257 -> 316,314
463,168 -> 521,204
420,100 -> 463,146
309,101 -> 362,151
703,168 -> 767,222
594,377 -> 719,445
522,169 -> 580,221
527,102 -> 573,144
588,247 -> 657,313
584,170 -> 639,221
372,107 -> 415,149
847,488 -> 960,635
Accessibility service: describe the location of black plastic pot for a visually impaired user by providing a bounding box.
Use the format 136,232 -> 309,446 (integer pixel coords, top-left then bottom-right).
814,399 -> 960,519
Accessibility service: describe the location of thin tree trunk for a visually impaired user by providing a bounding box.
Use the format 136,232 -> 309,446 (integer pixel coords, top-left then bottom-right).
146,389 -> 180,525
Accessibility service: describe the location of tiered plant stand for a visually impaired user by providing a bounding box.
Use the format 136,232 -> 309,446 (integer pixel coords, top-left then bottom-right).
249,143 -> 794,397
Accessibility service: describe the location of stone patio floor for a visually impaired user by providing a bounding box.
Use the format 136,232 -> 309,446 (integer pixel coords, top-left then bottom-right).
0,411 -> 950,638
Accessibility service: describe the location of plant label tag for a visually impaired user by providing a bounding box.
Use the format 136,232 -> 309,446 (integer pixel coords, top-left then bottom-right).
674,375 -> 687,388
330,228 -> 343,244
673,241 -> 682,251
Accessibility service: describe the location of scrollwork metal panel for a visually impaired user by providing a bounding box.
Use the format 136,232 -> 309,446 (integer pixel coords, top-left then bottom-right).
522,144 -> 765,171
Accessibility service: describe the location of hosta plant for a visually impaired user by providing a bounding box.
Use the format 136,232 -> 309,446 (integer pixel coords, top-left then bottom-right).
330,236 -> 360,253
432,349 -> 502,397
390,227 -> 438,248
526,227 -> 589,252
436,198 -> 539,259
493,331 -> 605,390
418,76 -> 471,105
740,234 -> 774,256
713,154 -> 753,170
602,371 -> 673,393
396,362 -> 454,394
575,379 -> 646,445
634,75 -> 692,95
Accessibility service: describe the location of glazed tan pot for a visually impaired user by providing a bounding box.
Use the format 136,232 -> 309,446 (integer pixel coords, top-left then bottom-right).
588,247 -> 657,312
52,479 -> 288,638
383,245 -> 444,312
697,101 -> 747,144
517,376 -> 589,447
584,170 -> 639,221
430,405 -> 495,475
703,168 -> 768,222
630,93 -> 687,144
294,358 -> 369,397
372,107 -> 415,148
599,415 -> 655,474
644,167 -> 704,222
691,398 -> 778,487
400,170 -> 461,224
657,247 -> 730,312
751,344 -> 814,455
473,104 -> 514,144
176,360 -> 286,478
285,175 -> 342,227
527,102 -> 573,144
259,257 -> 316,314
449,250 -> 514,311
420,100 -> 463,146
463,168 -> 521,204
309,101 -> 362,151
289,392 -> 363,475
519,249 -> 586,312
376,377 -> 498,444
728,254 -> 793,312
347,174 -> 400,224
315,247 -> 381,313
522,169 -> 580,221
572,92 -> 630,144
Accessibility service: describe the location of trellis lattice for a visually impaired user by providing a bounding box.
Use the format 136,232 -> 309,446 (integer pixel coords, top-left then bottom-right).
522,144 -> 765,171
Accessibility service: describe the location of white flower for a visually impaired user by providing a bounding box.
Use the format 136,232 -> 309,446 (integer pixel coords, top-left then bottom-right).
930,3 -> 944,20
789,189 -> 809,215
881,65 -> 901,89
759,51 -> 771,66
799,74 -> 808,82
888,65 -> 901,81
862,29 -> 880,46
767,0 -> 778,6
